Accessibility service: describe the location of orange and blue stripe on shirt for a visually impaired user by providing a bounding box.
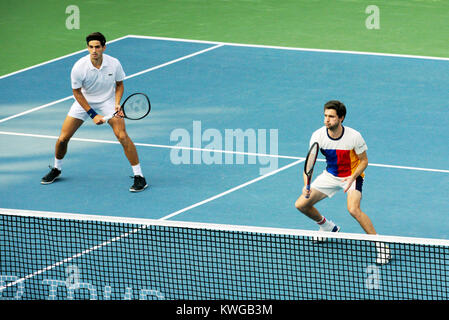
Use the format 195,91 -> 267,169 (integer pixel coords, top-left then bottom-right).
321,149 -> 364,178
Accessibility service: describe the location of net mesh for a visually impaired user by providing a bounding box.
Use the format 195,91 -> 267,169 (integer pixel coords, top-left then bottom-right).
1,210 -> 448,300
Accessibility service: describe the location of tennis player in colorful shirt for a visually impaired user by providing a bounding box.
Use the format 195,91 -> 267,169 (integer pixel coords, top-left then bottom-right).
295,100 -> 390,264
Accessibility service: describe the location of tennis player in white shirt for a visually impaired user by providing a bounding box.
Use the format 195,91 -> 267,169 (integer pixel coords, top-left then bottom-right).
41,32 -> 148,192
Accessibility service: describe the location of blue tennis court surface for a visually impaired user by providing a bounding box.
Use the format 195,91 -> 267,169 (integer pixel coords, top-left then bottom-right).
1,35 -> 448,241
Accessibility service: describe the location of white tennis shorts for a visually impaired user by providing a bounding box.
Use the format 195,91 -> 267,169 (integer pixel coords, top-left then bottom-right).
311,170 -> 364,198
68,97 -> 115,121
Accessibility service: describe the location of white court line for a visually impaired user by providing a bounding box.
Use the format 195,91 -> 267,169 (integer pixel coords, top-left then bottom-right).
0,159 -> 303,292
0,130 -> 448,174
160,159 -> 304,220
0,36 -> 130,80
0,43 -> 224,124
124,44 -> 223,80
127,34 -> 449,61
2,33 -> 446,81
0,130 -> 299,160
2,35 -> 446,123
0,97 -> 74,124
1,35 -> 446,122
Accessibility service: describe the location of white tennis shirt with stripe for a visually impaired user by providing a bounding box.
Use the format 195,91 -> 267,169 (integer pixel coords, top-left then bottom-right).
71,54 -> 126,104
310,126 -> 368,178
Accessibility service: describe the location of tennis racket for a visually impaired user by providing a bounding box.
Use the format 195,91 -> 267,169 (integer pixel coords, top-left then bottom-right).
304,142 -> 319,199
103,93 -> 151,121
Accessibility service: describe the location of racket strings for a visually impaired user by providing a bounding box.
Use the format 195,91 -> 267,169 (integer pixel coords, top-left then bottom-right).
123,94 -> 150,120
305,146 -> 318,173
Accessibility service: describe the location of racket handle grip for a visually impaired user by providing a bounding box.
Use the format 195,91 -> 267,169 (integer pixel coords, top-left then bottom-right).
103,114 -> 113,122
305,185 -> 311,199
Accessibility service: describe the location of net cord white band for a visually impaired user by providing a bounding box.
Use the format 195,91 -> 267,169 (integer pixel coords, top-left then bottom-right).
1,207 -> 448,247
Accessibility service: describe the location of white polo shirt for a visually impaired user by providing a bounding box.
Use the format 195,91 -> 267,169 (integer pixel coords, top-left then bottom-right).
71,54 -> 126,104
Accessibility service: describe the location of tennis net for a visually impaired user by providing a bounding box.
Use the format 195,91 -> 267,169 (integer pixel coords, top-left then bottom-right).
1,208 -> 448,300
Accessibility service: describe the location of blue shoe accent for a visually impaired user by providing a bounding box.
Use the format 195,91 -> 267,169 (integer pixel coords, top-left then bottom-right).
313,225 -> 340,243
331,225 -> 341,232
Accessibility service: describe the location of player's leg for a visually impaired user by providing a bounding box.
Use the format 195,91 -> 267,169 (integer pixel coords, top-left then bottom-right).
347,190 -> 391,264
346,190 -> 376,234
295,189 -> 339,242
108,116 -> 139,165
295,189 -> 327,222
108,117 -> 148,192
56,116 -> 84,160
295,172 -> 341,232
41,116 -> 84,184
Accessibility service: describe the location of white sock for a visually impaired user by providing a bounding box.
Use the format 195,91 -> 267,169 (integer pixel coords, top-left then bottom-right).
132,164 -> 143,177
317,216 -> 335,231
54,158 -> 63,170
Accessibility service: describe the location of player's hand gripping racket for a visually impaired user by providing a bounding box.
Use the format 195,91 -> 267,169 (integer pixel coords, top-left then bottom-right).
103,93 -> 151,122
304,142 -> 319,199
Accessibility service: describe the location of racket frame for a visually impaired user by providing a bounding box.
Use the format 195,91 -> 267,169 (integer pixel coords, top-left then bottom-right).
304,142 -> 319,198
103,92 -> 151,121
121,92 -> 151,120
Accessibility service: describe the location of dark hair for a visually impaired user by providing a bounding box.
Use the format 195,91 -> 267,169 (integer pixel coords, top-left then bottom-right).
324,100 -> 346,120
86,32 -> 106,46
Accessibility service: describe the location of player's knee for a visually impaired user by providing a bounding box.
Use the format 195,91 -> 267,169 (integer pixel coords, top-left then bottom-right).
115,130 -> 129,143
295,199 -> 309,213
348,206 -> 361,219
57,135 -> 70,145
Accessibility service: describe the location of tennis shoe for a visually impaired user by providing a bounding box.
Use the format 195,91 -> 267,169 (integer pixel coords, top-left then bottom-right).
130,175 -> 148,192
41,166 -> 61,184
313,223 -> 340,242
